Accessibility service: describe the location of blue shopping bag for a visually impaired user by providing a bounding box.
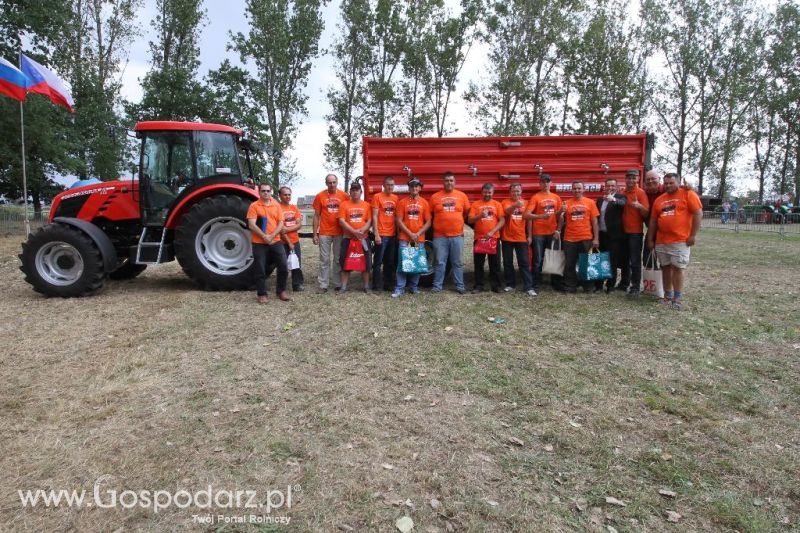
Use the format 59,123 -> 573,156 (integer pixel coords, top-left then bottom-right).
397,242 -> 428,274
578,249 -> 612,281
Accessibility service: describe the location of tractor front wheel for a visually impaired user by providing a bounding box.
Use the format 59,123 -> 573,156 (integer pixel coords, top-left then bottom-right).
174,195 -> 255,290
19,223 -> 107,297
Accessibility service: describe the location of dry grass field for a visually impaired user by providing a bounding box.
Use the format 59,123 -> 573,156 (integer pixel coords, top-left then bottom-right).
0,229 -> 798,532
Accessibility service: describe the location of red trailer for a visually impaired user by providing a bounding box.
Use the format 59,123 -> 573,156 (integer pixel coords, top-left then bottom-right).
362,133 -> 654,201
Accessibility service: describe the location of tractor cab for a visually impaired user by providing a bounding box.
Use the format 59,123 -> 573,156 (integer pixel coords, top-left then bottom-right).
135,121 -> 253,226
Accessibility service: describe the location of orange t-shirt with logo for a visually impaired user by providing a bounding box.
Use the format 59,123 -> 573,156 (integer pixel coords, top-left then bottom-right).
371,192 -> 399,237
651,189 -> 702,244
500,198 -> 527,242
313,189 -> 350,236
527,192 -> 562,236
396,196 -> 431,242
431,189 -> 470,237
564,197 -> 600,242
280,203 -> 302,244
469,199 -> 504,241
246,200 -> 283,244
338,199 -> 372,232
622,186 -> 650,234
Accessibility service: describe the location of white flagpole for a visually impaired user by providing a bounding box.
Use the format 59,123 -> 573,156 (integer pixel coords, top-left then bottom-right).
18,44 -> 30,237
20,99 -> 30,237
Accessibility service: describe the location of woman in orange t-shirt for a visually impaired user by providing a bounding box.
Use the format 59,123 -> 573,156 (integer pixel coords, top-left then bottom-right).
558,181 -> 600,293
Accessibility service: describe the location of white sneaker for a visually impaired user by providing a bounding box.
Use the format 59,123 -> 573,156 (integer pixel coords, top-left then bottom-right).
527,289 -> 537,297
503,286 -> 513,292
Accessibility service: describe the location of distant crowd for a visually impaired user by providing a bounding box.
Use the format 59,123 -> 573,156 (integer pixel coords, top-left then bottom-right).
246,169 -> 702,311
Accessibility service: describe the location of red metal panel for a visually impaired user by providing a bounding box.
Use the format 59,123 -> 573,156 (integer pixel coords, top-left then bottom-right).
363,134 -> 648,202
134,121 -> 243,136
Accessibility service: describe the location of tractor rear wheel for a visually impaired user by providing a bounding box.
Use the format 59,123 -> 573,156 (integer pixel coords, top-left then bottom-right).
174,195 -> 255,290
19,223 -> 106,297
109,260 -> 147,280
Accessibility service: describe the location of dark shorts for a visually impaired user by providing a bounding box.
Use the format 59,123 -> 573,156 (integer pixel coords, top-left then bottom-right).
339,237 -> 373,272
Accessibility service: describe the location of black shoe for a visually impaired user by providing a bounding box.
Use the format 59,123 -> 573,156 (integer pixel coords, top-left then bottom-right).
456,288 -> 468,295
293,285 -> 304,292
627,289 -> 640,297
471,287 -> 483,294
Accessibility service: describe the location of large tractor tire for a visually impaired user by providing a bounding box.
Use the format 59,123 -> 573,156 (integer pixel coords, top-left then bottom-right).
174,195 -> 255,290
109,260 -> 147,280
19,223 -> 106,297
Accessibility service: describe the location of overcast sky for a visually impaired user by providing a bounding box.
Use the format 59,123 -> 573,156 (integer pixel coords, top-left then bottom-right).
120,0 -> 486,199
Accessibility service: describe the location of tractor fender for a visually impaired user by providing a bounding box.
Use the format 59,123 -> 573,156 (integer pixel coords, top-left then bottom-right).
52,217 -> 118,272
165,184 -> 259,230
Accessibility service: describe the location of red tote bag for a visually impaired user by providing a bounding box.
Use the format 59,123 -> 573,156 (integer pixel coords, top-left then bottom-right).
343,239 -> 367,272
474,237 -> 498,255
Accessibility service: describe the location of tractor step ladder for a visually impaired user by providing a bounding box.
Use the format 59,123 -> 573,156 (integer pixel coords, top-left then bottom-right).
136,226 -> 167,264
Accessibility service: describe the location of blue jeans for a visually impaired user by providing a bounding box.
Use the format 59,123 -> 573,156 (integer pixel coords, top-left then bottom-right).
432,235 -> 465,291
371,235 -> 397,290
501,240 -> 532,290
395,240 -> 421,292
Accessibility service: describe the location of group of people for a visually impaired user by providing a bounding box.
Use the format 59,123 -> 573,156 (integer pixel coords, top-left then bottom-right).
246,168 -> 703,310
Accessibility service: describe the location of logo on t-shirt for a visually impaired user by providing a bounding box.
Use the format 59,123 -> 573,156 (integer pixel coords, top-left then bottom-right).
511,207 -> 523,221
661,202 -> 677,217
571,205 -> 586,221
442,198 -> 457,212
383,201 -> 395,217
407,204 -> 421,220
348,208 -> 364,223
481,206 -> 497,220
326,199 -> 341,213
541,200 -> 555,215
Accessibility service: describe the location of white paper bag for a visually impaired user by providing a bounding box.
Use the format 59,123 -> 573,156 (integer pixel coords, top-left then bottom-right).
287,250 -> 300,270
642,254 -> 664,298
542,240 -> 565,276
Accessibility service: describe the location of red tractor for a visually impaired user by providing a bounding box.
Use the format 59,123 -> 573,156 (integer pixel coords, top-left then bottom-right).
20,121 -> 261,297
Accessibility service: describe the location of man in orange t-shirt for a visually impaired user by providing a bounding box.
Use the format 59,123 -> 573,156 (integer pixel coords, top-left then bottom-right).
468,183 -> 505,293
370,175 -> 399,292
647,172 -> 703,310
622,169 -> 650,296
559,181 -> 600,293
501,183 -> 535,295
278,186 -> 304,292
430,171 -> 470,293
312,174 -> 350,292
392,177 -> 432,297
246,183 -> 290,303
524,174 -> 563,291
337,181 -> 373,292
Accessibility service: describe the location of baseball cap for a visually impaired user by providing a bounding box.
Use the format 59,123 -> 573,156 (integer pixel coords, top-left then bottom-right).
539,174 -> 552,182
408,177 -> 423,187
626,169 -> 640,176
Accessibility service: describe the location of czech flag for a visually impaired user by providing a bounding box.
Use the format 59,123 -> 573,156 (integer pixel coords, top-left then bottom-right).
20,54 -> 75,112
0,57 -> 30,102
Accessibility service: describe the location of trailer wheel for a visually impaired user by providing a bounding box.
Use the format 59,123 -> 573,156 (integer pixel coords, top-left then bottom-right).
174,195 -> 255,290
109,260 -> 147,280
19,223 -> 106,297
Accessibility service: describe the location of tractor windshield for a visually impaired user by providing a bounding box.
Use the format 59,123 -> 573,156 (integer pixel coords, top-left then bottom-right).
194,132 -> 242,180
